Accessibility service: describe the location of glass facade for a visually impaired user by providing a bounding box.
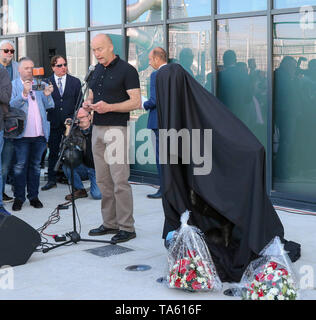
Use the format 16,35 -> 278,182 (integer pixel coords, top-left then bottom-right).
58,0 -> 86,30
169,21 -> 212,91
217,17 -> 268,149
29,0 -> 54,32
90,0 -> 122,26
168,0 -> 211,19
1,0 -> 25,34
273,13 -> 316,199
217,0 -> 266,14
126,0 -> 163,23
0,0 -> 315,209
274,0 -> 316,9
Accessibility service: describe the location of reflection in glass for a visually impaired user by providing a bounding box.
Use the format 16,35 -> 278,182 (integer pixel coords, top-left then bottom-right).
169,22 -> 212,92
217,17 -> 268,149
273,14 -> 316,197
29,0 -> 54,32
90,30 -> 122,65
127,25 -> 164,119
274,0 -> 316,9
1,0 -> 25,34
168,0 -> 211,19
65,33 -> 86,81
217,0 -> 266,14
90,0 -> 122,26
58,0 -> 86,29
18,37 -> 26,60
126,0 -> 162,23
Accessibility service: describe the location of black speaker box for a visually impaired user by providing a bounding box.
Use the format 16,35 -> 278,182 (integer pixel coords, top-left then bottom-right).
0,214 -> 41,267
25,31 -> 66,78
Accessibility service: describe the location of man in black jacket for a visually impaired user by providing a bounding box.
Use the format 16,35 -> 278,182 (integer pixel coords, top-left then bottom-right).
63,108 -> 101,201
42,55 -> 82,191
0,68 -> 12,215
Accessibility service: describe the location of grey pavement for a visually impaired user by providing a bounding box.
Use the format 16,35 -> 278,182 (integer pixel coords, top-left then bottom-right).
0,175 -> 315,300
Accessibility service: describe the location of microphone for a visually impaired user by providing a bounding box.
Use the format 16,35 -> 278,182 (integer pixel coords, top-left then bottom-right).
84,65 -> 95,83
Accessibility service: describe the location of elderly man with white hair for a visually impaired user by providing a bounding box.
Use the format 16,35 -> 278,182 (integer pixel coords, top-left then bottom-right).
0,40 -> 19,81
0,40 -> 19,205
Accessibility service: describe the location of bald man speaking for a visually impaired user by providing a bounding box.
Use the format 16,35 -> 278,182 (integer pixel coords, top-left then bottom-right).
83,34 -> 141,243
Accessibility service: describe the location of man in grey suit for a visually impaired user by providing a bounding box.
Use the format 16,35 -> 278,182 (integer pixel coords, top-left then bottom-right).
0,40 -> 19,204
0,68 -> 12,216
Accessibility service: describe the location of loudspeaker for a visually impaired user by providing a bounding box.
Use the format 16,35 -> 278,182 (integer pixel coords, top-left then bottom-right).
25,31 -> 66,78
0,214 -> 41,267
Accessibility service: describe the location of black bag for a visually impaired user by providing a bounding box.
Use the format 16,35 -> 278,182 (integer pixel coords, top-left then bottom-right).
4,108 -> 26,138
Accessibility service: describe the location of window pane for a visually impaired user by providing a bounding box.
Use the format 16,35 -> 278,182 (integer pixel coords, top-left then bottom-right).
127,25 -> 164,117
127,25 -> 164,174
217,17 -> 268,150
65,32 -> 86,81
1,0 -> 25,34
217,0 -> 266,14
274,0 -> 316,9
18,37 -> 26,60
90,0 -> 122,26
168,0 -> 211,19
273,13 -> 316,198
169,21 -> 213,92
90,30 -> 122,65
126,0 -> 163,23
29,0 -> 54,32
58,0 -> 86,29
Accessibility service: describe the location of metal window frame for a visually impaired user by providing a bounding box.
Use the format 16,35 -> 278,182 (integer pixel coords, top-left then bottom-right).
0,0 -> 315,210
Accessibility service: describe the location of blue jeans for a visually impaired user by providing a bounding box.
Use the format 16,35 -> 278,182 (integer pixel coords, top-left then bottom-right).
13,137 -> 47,202
63,164 -> 101,200
1,138 -> 15,193
0,131 -> 4,206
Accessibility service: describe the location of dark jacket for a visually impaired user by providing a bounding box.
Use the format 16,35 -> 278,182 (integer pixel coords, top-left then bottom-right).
143,71 -> 158,129
47,74 -> 82,128
0,68 -> 12,131
68,125 -> 94,169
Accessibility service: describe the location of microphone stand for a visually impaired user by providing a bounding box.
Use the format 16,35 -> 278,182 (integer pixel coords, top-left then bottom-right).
43,76 -> 114,254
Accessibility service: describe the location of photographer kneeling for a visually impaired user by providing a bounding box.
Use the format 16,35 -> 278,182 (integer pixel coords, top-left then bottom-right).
63,108 -> 101,201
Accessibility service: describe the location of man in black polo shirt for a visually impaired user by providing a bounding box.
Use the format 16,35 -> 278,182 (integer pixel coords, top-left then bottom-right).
83,33 -> 141,243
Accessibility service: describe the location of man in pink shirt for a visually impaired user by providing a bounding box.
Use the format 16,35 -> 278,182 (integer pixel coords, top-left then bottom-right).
10,57 -> 54,211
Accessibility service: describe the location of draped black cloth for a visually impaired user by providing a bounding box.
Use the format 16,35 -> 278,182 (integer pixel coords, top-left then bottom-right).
156,63 -> 300,283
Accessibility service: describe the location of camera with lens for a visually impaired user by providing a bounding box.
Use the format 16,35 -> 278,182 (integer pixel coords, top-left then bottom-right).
66,119 -> 80,126
32,67 -> 51,91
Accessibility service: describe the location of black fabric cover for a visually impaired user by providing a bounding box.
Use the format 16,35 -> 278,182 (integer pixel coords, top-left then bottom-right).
156,63 -> 300,283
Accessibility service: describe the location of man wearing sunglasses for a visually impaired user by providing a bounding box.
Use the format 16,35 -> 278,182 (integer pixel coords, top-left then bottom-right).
0,40 -> 19,81
41,55 -> 82,191
0,68 -> 12,216
0,40 -> 20,205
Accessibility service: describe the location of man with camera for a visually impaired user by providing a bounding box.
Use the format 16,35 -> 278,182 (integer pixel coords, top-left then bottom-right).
10,57 -> 54,211
62,108 -> 101,201
41,55 -> 82,192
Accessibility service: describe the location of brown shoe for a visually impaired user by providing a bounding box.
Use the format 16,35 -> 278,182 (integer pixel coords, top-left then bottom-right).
65,189 -> 88,201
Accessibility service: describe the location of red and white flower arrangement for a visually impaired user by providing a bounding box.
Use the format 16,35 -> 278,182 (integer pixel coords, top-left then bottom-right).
168,250 -> 219,292
243,261 -> 297,300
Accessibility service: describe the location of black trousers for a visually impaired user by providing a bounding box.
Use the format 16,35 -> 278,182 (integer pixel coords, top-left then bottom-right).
47,126 -> 65,183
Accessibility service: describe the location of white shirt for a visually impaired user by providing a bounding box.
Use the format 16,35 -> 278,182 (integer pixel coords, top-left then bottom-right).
158,63 -> 167,70
54,74 -> 67,94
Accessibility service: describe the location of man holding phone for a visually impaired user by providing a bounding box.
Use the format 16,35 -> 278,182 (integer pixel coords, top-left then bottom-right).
10,57 -> 54,211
